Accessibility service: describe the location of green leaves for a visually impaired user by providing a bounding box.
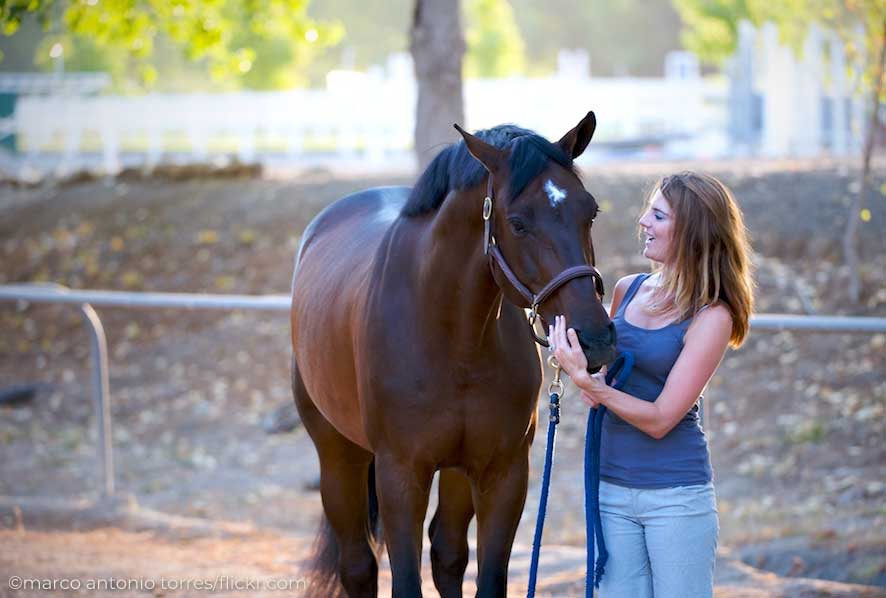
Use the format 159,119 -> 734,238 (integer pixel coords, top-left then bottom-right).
464,0 -> 526,78
673,0 -> 886,80
672,0 -> 750,65
0,0 -> 343,90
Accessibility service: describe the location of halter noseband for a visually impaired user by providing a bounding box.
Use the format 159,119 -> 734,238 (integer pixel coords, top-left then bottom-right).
482,175 -> 605,347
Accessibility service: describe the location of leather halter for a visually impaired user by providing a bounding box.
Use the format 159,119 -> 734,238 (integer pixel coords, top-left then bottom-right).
482,175 -> 605,347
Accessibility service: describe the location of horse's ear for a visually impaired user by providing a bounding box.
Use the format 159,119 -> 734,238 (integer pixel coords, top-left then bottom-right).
454,124 -> 505,173
557,111 -> 596,159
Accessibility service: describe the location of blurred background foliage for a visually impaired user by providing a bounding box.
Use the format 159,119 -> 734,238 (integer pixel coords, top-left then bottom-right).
674,0 -> 881,80
0,0 -> 687,91
0,0 -> 344,91
464,0 -> 525,78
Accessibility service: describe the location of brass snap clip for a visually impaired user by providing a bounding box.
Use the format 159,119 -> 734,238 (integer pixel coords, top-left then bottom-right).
547,355 -> 563,398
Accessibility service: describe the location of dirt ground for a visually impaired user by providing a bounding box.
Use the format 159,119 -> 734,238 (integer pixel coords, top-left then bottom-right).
0,158 -> 884,596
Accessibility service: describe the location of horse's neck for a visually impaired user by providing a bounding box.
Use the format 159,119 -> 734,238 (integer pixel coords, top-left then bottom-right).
418,187 -> 503,351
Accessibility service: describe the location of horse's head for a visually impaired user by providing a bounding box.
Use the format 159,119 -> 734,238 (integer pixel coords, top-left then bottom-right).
454,112 -> 615,372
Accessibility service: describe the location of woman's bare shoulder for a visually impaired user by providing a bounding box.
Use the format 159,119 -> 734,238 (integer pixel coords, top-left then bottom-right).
609,273 -> 646,316
686,303 -> 733,340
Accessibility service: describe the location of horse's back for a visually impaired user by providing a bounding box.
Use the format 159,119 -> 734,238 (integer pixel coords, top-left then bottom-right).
294,186 -> 409,272
291,186 -> 410,449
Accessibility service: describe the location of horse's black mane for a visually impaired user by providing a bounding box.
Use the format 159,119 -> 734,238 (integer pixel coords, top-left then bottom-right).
401,124 -> 574,217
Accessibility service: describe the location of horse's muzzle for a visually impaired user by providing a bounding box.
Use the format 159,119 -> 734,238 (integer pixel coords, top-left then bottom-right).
577,322 -> 617,371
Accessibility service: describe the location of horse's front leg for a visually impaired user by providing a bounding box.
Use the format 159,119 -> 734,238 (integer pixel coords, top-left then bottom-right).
474,449 -> 530,598
376,452 -> 435,597
429,467 -> 475,598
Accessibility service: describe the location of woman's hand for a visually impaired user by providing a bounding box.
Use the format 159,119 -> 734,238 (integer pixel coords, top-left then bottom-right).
579,371 -> 610,408
579,390 -> 598,409
551,315 -> 612,408
550,315 -> 589,383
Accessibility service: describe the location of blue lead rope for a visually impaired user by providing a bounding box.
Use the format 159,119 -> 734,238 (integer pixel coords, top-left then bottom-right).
585,351 -> 634,592
526,376 -> 561,598
526,352 -> 634,598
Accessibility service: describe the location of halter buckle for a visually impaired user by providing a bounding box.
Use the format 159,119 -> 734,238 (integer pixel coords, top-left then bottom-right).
482,196 -> 492,221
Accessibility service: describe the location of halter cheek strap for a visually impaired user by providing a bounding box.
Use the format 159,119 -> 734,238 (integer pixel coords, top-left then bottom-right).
482,174 -> 605,347
483,175 -> 494,255
488,245 -> 605,307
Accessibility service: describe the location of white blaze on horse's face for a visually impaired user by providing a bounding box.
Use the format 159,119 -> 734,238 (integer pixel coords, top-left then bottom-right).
544,179 -> 567,208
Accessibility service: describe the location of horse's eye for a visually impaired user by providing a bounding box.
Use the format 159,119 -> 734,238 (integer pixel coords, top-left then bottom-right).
508,218 -> 528,236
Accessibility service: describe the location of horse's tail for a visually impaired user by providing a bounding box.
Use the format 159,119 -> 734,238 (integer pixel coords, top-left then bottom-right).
305,459 -> 384,597
307,511 -> 341,597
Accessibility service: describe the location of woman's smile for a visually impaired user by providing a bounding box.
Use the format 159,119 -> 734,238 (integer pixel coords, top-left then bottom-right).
639,190 -> 673,262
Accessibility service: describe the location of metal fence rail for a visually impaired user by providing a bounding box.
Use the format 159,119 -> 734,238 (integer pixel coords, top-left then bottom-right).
0,286 -> 291,312
2,283 -> 885,497
4,286 -> 886,331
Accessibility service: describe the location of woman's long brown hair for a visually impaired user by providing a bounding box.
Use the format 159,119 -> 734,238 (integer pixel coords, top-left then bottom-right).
649,172 -> 755,347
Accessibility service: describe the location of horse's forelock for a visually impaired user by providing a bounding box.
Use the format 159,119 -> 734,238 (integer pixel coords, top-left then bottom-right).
506,134 -> 573,202
401,124 -> 574,217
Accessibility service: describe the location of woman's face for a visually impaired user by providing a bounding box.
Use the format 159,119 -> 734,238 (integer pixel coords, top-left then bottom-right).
639,189 -> 675,263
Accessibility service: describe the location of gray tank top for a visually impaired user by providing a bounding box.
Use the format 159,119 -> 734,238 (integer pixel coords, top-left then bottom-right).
599,273 -> 713,489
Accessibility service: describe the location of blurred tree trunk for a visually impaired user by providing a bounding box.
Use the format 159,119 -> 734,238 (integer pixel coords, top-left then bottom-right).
410,0 -> 465,171
845,16 -> 886,304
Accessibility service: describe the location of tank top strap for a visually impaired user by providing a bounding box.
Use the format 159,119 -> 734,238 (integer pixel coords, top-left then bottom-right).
616,273 -> 651,316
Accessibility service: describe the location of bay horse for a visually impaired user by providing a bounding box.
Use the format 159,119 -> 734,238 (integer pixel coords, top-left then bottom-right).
290,111 -> 616,597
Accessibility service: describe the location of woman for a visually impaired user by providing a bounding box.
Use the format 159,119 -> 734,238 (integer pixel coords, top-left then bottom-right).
551,172 -> 754,598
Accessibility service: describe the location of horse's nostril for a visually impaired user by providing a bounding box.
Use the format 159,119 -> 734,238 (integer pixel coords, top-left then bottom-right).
577,330 -> 598,352
577,324 -> 617,351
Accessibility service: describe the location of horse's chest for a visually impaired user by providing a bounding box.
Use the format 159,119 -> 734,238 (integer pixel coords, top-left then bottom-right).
360,350 -> 540,455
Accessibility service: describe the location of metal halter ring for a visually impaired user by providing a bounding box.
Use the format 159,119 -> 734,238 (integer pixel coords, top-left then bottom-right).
482,196 -> 493,220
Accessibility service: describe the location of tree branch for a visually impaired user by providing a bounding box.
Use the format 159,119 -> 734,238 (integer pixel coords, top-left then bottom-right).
844,15 -> 886,304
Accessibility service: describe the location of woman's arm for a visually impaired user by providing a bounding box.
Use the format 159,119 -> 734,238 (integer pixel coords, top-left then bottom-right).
551,274 -> 638,409
552,305 -> 733,439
